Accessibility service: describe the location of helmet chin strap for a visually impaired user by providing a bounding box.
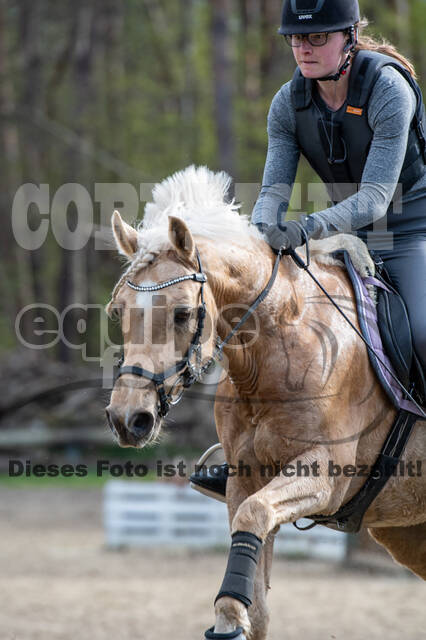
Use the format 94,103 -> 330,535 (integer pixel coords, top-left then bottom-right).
317,52 -> 352,82
316,25 -> 357,82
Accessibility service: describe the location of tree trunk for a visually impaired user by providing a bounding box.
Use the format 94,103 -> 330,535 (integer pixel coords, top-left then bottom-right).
393,0 -> 413,59
102,0 -> 125,162
260,0 -> 282,91
211,0 -> 235,176
20,0 -> 48,319
179,0 -> 197,158
57,0 -> 96,362
0,0 -> 43,346
243,0 -> 261,102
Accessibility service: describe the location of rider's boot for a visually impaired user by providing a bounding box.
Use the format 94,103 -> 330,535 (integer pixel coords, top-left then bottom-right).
189,443 -> 229,502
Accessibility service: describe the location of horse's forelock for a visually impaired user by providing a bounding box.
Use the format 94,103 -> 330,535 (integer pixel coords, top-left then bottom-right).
108,166 -> 258,308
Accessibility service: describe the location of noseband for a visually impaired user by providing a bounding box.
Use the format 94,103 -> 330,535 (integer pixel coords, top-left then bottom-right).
114,248 -> 213,418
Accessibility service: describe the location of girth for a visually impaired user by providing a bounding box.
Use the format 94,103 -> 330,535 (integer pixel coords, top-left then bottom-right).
296,408 -> 418,533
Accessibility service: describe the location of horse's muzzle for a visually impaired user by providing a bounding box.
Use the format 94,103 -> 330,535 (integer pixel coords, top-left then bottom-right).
106,407 -> 156,447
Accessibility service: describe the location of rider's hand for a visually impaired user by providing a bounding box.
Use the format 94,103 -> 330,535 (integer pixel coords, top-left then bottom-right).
264,220 -> 306,254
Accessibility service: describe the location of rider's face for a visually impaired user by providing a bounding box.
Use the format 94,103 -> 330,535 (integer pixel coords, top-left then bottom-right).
292,31 -> 348,79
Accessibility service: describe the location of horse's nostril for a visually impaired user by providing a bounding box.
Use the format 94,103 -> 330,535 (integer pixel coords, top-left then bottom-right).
129,411 -> 154,437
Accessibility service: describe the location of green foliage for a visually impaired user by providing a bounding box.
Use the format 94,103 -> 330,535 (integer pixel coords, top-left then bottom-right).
0,0 -> 425,353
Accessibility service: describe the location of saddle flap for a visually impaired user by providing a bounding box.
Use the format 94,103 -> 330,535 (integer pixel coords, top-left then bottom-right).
338,250 -> 423,416
376,276 -> 413,389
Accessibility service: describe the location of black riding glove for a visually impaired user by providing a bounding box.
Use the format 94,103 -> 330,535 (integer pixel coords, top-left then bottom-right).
264,220 -> 307,254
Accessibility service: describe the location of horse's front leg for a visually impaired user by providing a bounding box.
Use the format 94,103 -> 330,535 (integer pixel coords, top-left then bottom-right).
207,472 -> 277,640
211,446 -> 338,639
212,531 -> 276,640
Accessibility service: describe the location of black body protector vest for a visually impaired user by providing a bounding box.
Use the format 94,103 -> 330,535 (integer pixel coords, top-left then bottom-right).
291,50 -> 426,210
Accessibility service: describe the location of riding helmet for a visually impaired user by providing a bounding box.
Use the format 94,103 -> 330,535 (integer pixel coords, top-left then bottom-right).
278,0 -> 360,35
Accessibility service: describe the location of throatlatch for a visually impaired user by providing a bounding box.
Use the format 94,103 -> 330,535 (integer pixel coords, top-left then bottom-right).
215,531 -> 263,608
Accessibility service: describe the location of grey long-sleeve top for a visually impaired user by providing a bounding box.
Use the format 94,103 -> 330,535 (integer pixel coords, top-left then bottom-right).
251,66 -> 426,238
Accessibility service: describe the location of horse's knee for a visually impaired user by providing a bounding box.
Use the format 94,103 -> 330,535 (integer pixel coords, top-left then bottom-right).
232,496 -> 275,540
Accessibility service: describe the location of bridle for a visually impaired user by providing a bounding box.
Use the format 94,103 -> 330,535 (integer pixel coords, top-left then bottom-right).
114,248 -> 212,418
113,245 -> 285,418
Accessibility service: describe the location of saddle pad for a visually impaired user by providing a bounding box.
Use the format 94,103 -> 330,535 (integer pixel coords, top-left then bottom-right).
342,251 -> 424,417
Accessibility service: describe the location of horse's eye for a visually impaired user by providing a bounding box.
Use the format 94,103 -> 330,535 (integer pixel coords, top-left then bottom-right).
174,308 -> 192,325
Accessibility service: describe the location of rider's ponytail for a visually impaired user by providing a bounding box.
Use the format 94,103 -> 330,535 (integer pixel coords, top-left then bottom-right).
354,18 -> 417,79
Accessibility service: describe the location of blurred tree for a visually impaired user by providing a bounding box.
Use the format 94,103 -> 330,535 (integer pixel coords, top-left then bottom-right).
56,0 -> 96,361
0,0 -> 22,337
0,0 -> 424,356
211,0 -> 235,175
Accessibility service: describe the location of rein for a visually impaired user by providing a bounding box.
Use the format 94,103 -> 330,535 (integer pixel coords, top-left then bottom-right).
214,246 -> 284,358
114,233 -> 425,421
292,230 -> 426,420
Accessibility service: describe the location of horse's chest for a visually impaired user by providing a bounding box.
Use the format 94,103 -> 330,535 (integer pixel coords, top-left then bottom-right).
252,426 -> 302,469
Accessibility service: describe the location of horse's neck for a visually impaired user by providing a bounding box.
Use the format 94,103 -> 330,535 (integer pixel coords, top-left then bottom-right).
200,237 -> 277,308
198,236 -> 305,385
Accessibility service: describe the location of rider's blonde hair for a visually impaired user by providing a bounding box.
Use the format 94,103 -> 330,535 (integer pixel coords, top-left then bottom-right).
354,18 -> 417,79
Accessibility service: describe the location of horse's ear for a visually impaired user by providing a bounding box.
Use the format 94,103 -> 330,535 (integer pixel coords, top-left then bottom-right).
168,216 -> 195,262
111,210 -> 139,258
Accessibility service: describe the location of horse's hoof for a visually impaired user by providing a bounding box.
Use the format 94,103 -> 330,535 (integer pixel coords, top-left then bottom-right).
204,626 -> 245,639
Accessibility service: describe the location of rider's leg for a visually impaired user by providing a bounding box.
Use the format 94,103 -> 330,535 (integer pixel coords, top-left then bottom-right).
378,233 -> 426,371
190,443 -> 229,501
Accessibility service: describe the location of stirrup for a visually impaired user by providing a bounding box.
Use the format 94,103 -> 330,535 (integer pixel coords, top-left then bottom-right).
190,443 -> 228,503
205,626 -> 245,639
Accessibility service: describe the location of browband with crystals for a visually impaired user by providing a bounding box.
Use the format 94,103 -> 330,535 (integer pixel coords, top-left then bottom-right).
127,272 -> 207,292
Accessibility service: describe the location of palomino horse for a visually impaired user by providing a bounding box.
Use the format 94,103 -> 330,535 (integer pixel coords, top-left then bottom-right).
106,166 -> 425,640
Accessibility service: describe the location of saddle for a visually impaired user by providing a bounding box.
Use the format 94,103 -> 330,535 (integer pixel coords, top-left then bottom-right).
296,247 -> 425,533
339,249 -> 426,413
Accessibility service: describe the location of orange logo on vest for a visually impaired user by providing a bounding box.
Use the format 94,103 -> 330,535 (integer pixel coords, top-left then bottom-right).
346,106 -> 363,116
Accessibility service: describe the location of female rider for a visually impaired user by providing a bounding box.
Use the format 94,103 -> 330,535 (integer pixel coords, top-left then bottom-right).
190,0 -> 426,500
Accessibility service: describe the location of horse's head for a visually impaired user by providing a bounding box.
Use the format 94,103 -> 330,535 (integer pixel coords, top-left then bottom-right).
105,210 -> 217,448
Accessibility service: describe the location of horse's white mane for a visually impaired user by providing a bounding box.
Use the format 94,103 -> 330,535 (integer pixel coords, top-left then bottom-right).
107,166 -> 260,308
138,165 -> 254,246
134,164 -> 374,275
110,165 -> 376,305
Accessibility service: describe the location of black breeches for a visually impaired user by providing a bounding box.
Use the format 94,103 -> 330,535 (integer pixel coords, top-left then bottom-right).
378,234 -> 426,370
